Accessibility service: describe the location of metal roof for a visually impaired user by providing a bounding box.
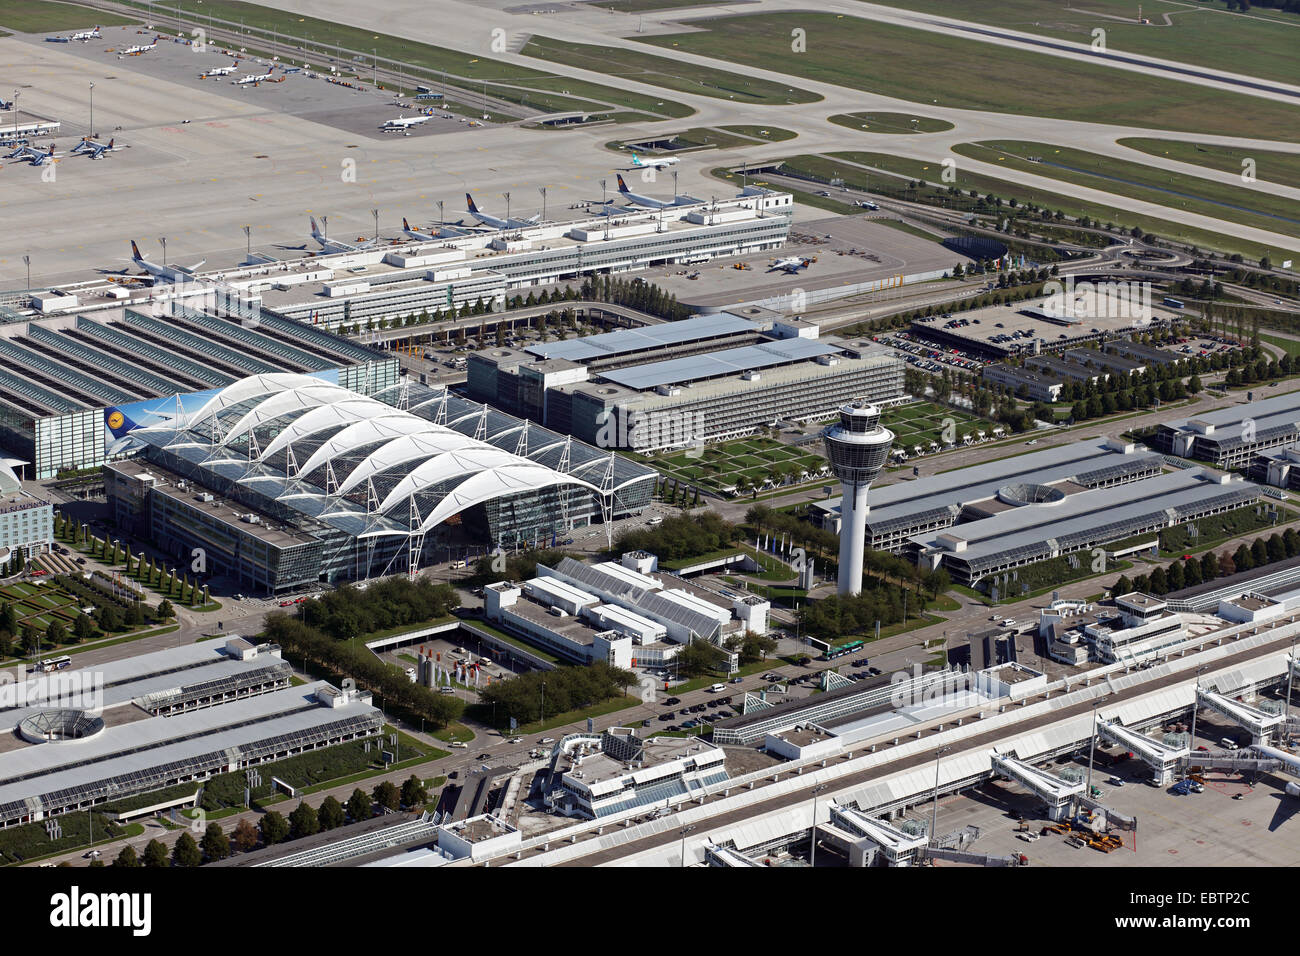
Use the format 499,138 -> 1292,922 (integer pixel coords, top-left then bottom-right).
600,338 -> 839,391
1161,392 -> 1300,434
523,313 -> 759,362
912,468 -> 1263,570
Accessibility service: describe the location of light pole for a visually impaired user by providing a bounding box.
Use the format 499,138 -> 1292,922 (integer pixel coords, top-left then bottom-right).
929,745 -> 950,846
372,207 -> 379,243
13,91 -> 19,140
539,680 -> 545,723
808,783 -> 827,866
1284,636 -> 1297,735
1186,665 -> 1209,778
243,225 -> 251,261
1085,694 -> 1110,800
159,237 -> 167,267
539,186 -> 547,224
679,824 -> 696,868
23,254 -> 30,293
89,82 -> 94,138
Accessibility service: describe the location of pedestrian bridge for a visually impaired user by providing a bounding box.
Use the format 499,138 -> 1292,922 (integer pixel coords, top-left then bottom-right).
1197,687 -> 1284,743
1097,720 -> 1188,784
990,752 -> 1083,819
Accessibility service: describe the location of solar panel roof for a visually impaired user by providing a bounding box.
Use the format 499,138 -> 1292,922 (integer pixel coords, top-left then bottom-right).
523,313 -> 758,362
600,338 -> 839,391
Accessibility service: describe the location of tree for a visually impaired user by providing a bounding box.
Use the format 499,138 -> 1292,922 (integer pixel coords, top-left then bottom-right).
142,838 -> 169,868
45,620 -> 66,648
284,799 -> 321,840
112,845 -> 141,868
171,832 -> 202,868
201,822 -> 230,862
1148,566 -> 1168,595
259,810 -> 290,846
1200,551 -> 1219,583
347,788 -> 372,823
373,781 -> 400,813
157,599 -> 174,620
73,611 -> 95,643
232,818 -> 259,853
675,640 -> 723,678
318,795 -> 345,831
400,775 -> 428,810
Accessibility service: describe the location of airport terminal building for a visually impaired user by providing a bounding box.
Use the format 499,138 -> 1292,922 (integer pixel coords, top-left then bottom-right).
0,303 -> 396,479
1150,391 -> 1300,469
104,373 -> 656,592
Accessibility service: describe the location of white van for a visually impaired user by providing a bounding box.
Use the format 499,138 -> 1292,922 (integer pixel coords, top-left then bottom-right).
709,683 -> 725,693
1220,737 -> 1239,750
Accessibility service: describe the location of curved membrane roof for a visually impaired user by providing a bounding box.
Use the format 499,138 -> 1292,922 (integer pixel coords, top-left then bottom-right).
131,373 -> 649,540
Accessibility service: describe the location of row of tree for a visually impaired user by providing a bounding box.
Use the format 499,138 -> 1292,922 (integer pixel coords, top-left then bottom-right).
614,511 -> 738,563
301,576 -> 460,641
1113,529 -> 1300,597
263,613 -> 464,728
477,661 -> 636,728
106,778 -> 430,867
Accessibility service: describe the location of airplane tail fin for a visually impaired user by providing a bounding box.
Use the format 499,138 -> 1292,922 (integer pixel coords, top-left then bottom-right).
616,174 -> 630,192
403,217 -> 411,231
310,215 -> 321,237
466,193 -> 478,213
130,240 -> 143,262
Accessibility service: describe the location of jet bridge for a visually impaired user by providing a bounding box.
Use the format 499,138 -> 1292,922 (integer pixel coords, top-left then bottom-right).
990,753 -> 1083,819
828,804 -> 929,867
705,843 -> 763,867
1197,687 -> 1284,744
1097,721 -> 1189,785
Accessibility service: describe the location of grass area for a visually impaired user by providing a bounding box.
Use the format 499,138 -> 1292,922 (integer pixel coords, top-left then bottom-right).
358,614 -> 458,643
859,0 -> 1300,89
982,557 -> 1135,604
952,140 -> 1300,242
638,12 -> 1300,141
118,0 -> 692,120
1261,333 -> 1300,359
883,401 -> 999,454
515,694 -> 640,737
0,0 -> 136,32
668,126 -> 762,150
1119,139 -> 1300,190
594,0 -> 718,10
521,35 -> 820,105
721,124 -> 797,142
669,658 -> 773,695
783,151 -> 1290,262
0,812 -> 132,865
1158,505 -> 1294,557
875,218 -> 946,243
431,721 -> 474,744
829,111 -> 954,134
639,432 -> 832,496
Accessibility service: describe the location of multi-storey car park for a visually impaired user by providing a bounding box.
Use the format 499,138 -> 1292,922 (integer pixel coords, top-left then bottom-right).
810,437 -> 1163,553
0,304 -> 396,479
469,312 -> 905,451
1151,390 -> 1300,470
0,638 -> 379,829
906,467 -> 1263,586
103,373 -> 656,592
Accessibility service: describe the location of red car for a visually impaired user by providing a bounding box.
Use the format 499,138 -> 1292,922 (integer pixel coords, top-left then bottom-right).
279,600 -> 293,607
30,569 -> 47,577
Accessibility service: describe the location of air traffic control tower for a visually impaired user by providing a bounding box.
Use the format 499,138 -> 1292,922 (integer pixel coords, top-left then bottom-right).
823,403 -> 894,596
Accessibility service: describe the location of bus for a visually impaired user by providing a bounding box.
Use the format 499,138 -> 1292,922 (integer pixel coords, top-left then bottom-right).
35,656 -> 72,672
823,640 -> 865,661
1162,296 -> 1185,309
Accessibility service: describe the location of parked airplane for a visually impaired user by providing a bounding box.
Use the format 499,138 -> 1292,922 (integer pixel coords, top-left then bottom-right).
71,136 -> 119,159
614,173 -> 676,210
0,98 -> 12,111
128,240 -> 205,284
768,256 -> 814,274
465,193 -> 540,230
309,216 -> 375,254
5,143 -> 58,166
121,37 -> 160,55
70,26 -> 102,41
381,114 -> 431,132
200,65 -> 238,78
234,72 -> 275,86
620,151 -> 678,171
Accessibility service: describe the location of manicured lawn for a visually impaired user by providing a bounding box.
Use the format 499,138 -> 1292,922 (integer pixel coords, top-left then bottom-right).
860,0 -> 1300,89
1119,139 -> 1300,190
829,111 -> 954,134
522,35 -> 820,105
780,151 -> 1291,262
0,0 -> 136,33
952,141 -> 1300,242
638,12 -> 1300,141
516,694 -> 641,736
